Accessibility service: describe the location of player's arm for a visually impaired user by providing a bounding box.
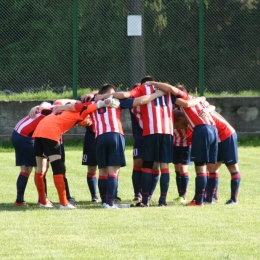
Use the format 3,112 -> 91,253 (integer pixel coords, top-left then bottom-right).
95,91 -> 131,101
199,101 -> 215,118
175,96 -> 206,108
28,105 -> 40,118
132,89 -> 165,107
81,90 -> 99,103
145,81 -> 181,96
54,99 -> 81,105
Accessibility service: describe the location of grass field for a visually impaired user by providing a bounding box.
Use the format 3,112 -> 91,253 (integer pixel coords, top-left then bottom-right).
0,145 -> 260,260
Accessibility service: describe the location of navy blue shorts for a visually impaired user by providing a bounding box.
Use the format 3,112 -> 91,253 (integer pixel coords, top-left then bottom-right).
142,134 -> 173,163
11,130 -> 36,167
172,145 -> 192,165
191,125 -> 218,164
218,133 -> 238,166
96,132 -> 126,169
133,138 -> 143,160
82,129 -> 97,166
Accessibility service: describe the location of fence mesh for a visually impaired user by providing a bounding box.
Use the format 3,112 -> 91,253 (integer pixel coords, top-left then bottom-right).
1,0 -> 259,95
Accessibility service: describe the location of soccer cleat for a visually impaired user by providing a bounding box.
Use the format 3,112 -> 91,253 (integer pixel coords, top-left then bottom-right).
60,203 -> 76,209
174,196 -> 187,205
68,197 -> 79,203
225,199 -> 238,205
91,197 -> 99,203
101,203 -> 119,209
187,200 -> 204,207
39,202 -> 54,208
14,201 -> 27,207
113,196 -> 122,202
135,202 -> 149,207
158,203 -> 167,207
133,196 -> 142,202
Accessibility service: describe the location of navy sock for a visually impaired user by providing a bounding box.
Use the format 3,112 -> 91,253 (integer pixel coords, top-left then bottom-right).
231,171 -> 241,202
87,173 -> 98,199
159,168 -> 170,205
16,172 -> 29,203
195,173 -> 207,205
150,171 -> 159,197
180,172 -> 189,199
141,168 -> 153,205
106,174 -> 118,206
206,172 -> 219,202
132,166 -> 142,198
98,176 -> 108,204
175,171 -> 181,196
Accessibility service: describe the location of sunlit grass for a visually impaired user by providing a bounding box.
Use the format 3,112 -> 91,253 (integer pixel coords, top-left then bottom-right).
0,145 -> 260,259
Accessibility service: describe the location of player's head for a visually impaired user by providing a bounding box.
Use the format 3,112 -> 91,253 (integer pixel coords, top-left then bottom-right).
141,75 -> 155,84
98,84 -> 116,94
174,109 -> 188,129
176,84 -> 188,93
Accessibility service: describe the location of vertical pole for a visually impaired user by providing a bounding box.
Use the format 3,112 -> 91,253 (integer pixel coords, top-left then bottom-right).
73,0 -> 78,98
129,1 -> 145,88
199,0 -> 204,96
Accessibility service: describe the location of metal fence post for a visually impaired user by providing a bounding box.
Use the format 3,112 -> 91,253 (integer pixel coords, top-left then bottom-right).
73,0 -> 78,98
199,0 -> 204,96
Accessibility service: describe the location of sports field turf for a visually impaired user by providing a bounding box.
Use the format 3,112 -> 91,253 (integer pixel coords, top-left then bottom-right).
0,145 -> 259,260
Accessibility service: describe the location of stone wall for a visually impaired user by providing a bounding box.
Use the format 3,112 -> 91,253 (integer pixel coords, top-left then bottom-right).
0,97 -> 260,141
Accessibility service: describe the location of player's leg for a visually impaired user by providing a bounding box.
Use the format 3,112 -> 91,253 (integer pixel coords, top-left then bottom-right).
149,161 -> 159,202
12,130 -> 35,206
226,164 -> 240,204
206,162 -> 221,203
82,129 -> 98,202
158,134 -> 173,206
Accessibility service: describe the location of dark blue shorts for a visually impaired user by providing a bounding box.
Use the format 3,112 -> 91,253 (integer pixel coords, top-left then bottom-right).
218,133 -> 238,166
142,134 -> 173,163
172,145 -> 192,165
11,130 -> 36,167
82,129 -> 97,166
191,125 -> 218,164
96,132 -> 126,169
133,138 -> 143,160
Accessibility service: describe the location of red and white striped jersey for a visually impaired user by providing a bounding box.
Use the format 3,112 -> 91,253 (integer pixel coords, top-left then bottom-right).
90,106 -> 124,138
14,113 -> 46,137
173,127 -> 193,147
131,105 -> 143,129
179,93 -> 215,129
130,84 -> 175,136
211,111 -> 235,142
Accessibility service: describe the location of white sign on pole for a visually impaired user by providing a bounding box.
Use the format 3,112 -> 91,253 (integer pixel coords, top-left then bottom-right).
127,15 -> 142,36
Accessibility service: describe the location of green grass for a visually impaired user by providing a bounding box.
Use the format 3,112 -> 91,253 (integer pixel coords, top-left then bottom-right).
0,145 -> 260,259
1,88 -> 260,101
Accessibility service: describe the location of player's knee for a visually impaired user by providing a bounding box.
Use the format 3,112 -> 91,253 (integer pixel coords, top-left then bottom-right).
142,161 -> 154,169
50,159 -> 65,174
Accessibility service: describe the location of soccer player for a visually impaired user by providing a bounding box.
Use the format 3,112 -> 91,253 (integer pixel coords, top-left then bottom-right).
11,102 -> 52,206
130,76 -> 160,203
172,109 -> 193,205
145,81 -> 218,207
54,84 -> 166,208
32,96 -> 119,209
204,111 -> 241,204
99,82 -> 206,207
79,116 -> 99,202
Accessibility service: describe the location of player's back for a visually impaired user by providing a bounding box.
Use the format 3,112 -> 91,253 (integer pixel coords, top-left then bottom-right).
33,110 -> 82,142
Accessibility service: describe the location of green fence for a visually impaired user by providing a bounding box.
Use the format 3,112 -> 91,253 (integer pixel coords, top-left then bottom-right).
1,0 -> 259,96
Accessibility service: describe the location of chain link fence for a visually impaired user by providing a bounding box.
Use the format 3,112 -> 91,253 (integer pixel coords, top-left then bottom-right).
1,0 -> 259,95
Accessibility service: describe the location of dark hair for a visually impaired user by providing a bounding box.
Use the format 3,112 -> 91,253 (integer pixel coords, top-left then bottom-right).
98,83 -> 116,94
176,84 -> 188,93
140,75 -> 155,84
174,109 -> 185,123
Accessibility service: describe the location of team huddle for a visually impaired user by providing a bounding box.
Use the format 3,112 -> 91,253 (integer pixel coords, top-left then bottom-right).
12,76 -> 241,209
